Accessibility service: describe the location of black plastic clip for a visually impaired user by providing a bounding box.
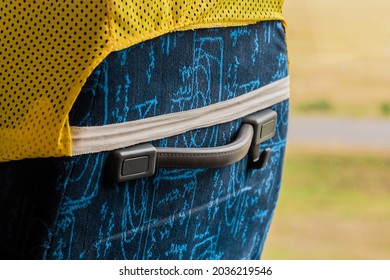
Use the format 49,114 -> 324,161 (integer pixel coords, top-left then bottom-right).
107,143 -> 157,182
243,109 -> 277,169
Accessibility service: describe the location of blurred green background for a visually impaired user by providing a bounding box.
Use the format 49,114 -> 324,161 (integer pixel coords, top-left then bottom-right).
262,0 -> 390,259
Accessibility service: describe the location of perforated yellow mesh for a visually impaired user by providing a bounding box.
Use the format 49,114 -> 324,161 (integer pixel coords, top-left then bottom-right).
0,0 -> 284,162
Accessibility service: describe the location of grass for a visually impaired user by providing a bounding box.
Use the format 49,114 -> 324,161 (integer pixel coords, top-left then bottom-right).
381,103 -> 390,116
297,100 -> 333,113
285,0 -> 390,118
260,0 -> 390,260
261,146 -> 390,259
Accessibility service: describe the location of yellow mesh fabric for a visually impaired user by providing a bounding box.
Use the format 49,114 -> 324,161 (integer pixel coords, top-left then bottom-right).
0,0 -> 284,162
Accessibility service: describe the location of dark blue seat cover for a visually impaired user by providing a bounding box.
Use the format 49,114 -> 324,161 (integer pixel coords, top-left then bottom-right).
0,21 -> 289,260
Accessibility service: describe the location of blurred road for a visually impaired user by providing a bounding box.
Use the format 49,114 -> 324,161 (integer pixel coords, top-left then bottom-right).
288,117 -> 390,150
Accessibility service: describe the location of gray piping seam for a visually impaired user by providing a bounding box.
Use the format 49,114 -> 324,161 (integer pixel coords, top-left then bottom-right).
71,76 -> 289,156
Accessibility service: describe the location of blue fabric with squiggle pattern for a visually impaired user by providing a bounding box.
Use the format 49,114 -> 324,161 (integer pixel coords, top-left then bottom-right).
0,21 -> 288,259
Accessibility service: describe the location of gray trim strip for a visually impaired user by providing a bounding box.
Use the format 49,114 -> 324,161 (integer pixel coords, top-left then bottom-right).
71,76 -> 290,156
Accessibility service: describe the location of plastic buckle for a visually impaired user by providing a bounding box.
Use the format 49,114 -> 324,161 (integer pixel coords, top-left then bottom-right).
107,143 -> 157,182
243,109 -> 277,168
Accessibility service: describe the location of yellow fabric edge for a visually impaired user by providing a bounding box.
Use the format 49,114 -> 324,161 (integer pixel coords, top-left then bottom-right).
63,49 -> 113,158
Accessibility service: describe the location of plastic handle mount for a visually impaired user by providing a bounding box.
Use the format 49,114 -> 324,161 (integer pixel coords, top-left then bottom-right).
107,109 -> 277,182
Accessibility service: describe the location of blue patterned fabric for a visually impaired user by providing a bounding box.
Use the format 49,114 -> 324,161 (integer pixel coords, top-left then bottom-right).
0,21 -> 288,259
69,21 -> 288,126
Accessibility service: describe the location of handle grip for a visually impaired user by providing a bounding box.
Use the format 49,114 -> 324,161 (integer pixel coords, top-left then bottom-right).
108,109 -> 277,182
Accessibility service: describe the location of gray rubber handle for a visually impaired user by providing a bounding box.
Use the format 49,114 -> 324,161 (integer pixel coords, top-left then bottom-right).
108,109 -> 277,182
156,124 -> 254,169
